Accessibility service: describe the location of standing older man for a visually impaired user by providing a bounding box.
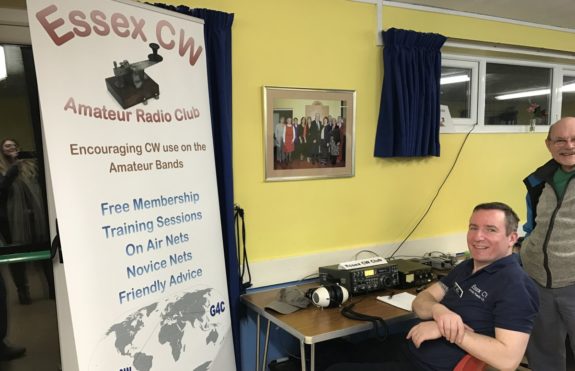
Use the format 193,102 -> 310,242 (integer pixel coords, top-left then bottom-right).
521,117 -> 575,370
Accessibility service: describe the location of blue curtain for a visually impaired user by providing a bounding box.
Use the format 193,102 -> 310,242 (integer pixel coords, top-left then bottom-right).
374,28 -> 447,157
152,5 -> 240,369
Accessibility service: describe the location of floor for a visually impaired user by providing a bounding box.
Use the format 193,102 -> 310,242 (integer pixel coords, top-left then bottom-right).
0,263 -> 61,371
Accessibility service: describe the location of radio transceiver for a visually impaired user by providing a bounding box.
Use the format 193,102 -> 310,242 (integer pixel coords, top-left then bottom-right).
319,262 -> 399,295
393,259 -> 434,289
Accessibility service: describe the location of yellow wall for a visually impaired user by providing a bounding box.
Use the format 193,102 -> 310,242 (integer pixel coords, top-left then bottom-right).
155,0 -> 571,261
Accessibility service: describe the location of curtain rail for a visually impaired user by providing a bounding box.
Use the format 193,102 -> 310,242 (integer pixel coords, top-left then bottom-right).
443,38 -> 575,62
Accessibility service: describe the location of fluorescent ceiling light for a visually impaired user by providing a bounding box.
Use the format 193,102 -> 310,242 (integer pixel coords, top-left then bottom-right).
440,74 -> 469,85
0,46 -> 6,81
495,83 -> 575,100
495,89 -> 550,100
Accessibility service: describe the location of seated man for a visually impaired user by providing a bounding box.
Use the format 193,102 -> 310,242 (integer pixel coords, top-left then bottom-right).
328,202 -> 539,371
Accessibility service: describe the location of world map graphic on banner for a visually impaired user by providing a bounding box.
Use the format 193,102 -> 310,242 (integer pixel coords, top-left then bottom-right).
91,288 -> 229,371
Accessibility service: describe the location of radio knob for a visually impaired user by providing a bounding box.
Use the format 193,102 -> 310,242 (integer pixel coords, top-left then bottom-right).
381,276 -> 393,288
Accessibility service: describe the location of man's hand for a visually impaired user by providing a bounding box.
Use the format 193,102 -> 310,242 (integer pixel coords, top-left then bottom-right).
412,282 -> 468,343
431,304 -> 466,343
406,321 -> 442,348
408,319 -> 475,349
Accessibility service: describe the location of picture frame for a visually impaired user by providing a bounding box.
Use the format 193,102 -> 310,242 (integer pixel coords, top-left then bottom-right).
263,86 -> 356,181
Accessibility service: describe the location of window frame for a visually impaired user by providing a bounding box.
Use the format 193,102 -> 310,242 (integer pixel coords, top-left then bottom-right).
558,68 -> 575,118
440,58 -> 478,128
441,52 -> 575,134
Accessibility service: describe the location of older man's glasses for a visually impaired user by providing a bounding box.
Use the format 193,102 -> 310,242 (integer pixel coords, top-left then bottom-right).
548,137 -> 575,147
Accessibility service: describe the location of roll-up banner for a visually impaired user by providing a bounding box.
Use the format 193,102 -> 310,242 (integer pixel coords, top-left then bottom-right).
26,1 -> 236,370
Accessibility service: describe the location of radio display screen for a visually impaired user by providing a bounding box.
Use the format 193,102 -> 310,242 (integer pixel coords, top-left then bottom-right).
364,269 -> 374,277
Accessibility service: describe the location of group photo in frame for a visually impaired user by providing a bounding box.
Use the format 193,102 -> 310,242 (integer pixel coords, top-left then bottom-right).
264,86 -> 356,181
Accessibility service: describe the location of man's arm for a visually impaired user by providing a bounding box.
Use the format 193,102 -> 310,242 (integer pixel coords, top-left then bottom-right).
408,321 -> 529,371
412,282 -> 466,343
411,282 -> 446,319
456,327 -> 530,371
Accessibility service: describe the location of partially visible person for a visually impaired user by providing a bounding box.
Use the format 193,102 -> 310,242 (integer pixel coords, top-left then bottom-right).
299,116 -> 308,161
337,116 -> 345,163
0,270 -> 25,360
274,116 -> 286,166
309,113 -> 321,164
293,117 -> 302,162
327,202 -> 539,371
282,117 -> 296,164
520,117 -> 575,371
319,116 -> 331,164
329,116 -> 340,165
0,138 -> 53,304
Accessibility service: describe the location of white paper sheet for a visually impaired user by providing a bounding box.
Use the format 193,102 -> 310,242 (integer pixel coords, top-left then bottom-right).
376,292 -> 416,311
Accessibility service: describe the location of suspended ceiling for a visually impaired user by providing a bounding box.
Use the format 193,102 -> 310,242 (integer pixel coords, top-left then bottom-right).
387,0 -> 575,31
2,0 -> 575,31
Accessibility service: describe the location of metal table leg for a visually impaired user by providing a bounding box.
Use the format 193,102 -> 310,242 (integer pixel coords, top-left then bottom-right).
263,319 -> 271,370
310,343 -> 315,371
256,314 -> 261,371
300,340 -> 307,371
299,341 -> 315,371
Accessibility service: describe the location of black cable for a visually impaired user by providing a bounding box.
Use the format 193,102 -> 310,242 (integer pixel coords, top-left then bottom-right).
299,273 -> 320,282
389,123 -> 477,258
239,206 -> 252,288
50,219 -> 63,263
353,249 -> 380,260
234,204 -> 252,292
341,302 -> 389,341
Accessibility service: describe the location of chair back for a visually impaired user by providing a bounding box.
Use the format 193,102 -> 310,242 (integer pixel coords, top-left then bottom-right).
453,354 -> 487,371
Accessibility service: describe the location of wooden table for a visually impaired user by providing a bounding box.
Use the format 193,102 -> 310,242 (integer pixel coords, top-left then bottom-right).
241,283 -> 418,371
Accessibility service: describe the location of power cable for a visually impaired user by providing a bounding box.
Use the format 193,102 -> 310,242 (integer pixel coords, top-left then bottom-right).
389,124 -> 477,258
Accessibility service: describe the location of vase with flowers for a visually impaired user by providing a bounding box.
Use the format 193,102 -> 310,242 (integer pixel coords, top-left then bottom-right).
527,100 -> 547,132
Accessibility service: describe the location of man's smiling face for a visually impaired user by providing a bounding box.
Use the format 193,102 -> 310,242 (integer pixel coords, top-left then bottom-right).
467,209 -> 517,272
546,117 -> 575,173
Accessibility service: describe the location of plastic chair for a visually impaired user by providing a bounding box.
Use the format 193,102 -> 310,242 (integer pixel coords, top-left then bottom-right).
453,354 -> 487,371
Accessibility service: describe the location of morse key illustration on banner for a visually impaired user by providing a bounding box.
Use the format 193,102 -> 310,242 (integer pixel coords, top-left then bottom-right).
105,43 -> 163,109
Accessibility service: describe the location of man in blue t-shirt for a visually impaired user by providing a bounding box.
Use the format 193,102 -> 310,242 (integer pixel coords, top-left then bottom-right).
328,202 -> 539,371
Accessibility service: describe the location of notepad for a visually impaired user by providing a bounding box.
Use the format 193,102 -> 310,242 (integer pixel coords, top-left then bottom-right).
376,292 -> 416,311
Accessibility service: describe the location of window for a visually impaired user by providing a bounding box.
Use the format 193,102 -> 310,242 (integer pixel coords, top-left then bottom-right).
440,59 -> 477,126
485,63 -> 551,127
561,72 -> 575,117
440,50 -> 575,133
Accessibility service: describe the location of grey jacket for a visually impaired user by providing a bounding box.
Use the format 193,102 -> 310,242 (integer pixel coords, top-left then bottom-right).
521,159 -> 575,288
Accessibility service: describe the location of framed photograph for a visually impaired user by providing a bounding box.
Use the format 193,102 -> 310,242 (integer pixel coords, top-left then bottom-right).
264,86 -> 356,181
